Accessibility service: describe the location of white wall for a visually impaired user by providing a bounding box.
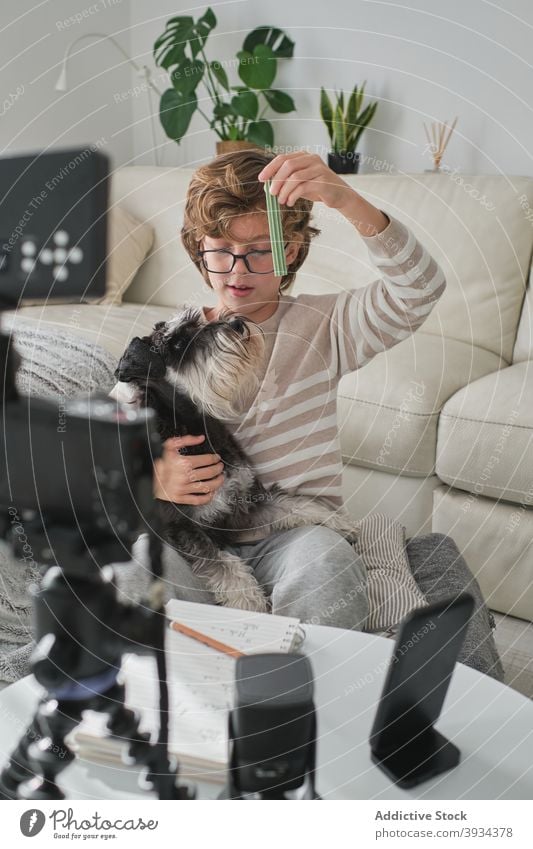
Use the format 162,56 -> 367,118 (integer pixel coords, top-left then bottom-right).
0,0 -> 135,171
2,0 -> 532,176
130,0 -> 533,176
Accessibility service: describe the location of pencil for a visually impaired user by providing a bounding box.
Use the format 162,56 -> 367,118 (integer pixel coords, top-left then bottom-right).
170,619 -> 245,658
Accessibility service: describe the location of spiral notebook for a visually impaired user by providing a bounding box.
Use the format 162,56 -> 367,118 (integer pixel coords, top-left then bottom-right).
69,599 -> 304,784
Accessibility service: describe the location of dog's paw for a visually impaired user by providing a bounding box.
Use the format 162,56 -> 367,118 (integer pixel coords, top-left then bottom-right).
223,586 -> 270,613
212,551 -> 270,613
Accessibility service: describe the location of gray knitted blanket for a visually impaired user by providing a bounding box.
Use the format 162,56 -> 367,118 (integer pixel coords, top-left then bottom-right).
0,541 -> 38,683
4,321 -> 117,400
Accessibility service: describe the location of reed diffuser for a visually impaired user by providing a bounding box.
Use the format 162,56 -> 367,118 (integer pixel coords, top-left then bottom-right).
423,117 -> 458,171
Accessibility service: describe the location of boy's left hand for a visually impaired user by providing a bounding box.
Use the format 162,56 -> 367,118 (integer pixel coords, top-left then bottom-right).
257,152 -> 352,210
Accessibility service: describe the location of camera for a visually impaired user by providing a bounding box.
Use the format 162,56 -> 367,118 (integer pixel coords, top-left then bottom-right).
0,147 -> 194,801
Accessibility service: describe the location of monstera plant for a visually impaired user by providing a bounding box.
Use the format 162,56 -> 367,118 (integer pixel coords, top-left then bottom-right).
154,8 -> 296,150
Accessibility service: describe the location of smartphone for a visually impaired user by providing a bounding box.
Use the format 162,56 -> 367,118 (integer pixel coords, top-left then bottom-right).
369,592 -> 475,788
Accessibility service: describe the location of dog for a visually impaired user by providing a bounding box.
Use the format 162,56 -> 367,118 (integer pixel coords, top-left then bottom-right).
112,305 -> 361,612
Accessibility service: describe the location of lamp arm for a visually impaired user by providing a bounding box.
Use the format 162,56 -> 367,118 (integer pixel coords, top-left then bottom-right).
61,32 -> 162,97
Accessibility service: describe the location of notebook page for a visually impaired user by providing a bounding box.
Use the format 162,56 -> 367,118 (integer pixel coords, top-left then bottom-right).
166,598 -> 300,653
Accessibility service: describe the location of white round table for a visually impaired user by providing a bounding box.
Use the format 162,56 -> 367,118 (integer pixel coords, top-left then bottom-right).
1,624 -> 532,799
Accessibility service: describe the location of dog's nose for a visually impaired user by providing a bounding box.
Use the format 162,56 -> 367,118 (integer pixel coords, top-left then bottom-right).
229,318 -> 246,334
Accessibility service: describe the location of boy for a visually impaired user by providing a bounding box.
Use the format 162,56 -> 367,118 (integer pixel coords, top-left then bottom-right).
150,149 -> 446,630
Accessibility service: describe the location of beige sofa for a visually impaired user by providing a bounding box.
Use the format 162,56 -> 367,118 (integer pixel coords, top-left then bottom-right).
6,166 -> 533,632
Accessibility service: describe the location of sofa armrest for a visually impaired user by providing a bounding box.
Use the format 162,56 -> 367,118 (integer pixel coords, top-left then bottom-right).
436,360 -> 533,502
338,331 -> 503,477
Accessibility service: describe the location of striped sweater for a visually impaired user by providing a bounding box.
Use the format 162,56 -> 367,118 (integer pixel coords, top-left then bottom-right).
203,212 -> 446,541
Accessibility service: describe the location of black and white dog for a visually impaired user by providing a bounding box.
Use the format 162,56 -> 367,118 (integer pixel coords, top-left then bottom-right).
112,305 -> 360,611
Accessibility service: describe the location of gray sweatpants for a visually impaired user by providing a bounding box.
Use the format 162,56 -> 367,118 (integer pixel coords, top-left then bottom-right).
112,526 -> 503,680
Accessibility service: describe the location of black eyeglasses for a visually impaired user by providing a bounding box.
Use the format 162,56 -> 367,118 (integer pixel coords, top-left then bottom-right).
197,243 -> 289,275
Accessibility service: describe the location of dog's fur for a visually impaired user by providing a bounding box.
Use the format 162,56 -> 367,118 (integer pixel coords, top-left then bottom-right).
113,305 -> 361,612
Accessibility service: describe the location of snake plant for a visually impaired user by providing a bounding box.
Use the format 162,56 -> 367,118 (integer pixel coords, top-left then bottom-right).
320,82 -> 378,154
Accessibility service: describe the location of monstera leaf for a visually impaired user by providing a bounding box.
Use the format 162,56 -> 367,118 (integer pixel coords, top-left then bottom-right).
210,60 -> 230,91
242,26 -> 295,59
170,59 -> 204,95
246,120 -> 274,147
237,44 -> 277,90
159,89 -> 197,143
231,91 -> 259,120
154,8 -> 216,68
263,89 -> 295,113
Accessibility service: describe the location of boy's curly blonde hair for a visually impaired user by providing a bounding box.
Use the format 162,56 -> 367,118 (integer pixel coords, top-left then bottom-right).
181,149 -> 321,292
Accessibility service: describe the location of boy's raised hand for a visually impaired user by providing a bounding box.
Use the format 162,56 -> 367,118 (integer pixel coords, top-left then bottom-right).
258,152 -> 352,210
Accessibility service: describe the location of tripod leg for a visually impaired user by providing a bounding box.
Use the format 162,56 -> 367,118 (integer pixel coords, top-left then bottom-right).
0,714 -> 45,800
99,681 -> 153,766
98,681 -> 194,800
20,697 -> 83,800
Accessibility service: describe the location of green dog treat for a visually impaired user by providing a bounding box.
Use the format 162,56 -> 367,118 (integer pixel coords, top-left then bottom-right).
264,180 -> 288,277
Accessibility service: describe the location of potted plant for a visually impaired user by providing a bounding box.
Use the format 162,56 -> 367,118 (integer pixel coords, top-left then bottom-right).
320,82 -> 378,173
153,8 -> 296,154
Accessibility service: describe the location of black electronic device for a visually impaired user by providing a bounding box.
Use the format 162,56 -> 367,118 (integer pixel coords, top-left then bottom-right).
0,147 -> 108,307
0,148 -> 193,801
0,393 -> 159,563
221,653 -> 320,800
369,593 -> 475,788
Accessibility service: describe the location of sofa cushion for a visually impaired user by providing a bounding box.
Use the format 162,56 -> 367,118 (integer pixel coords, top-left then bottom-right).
111,167 -> 213,308
338,331 -> 502,477
356,513 -> 427,632
97,205 -> 155,305
436,361 -> 533,502
2,303 -> 175,360
432,485 -> 533,621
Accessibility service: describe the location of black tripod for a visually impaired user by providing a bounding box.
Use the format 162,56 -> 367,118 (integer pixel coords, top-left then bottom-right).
0,302 -> 193,800
0,519 -> 194,800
